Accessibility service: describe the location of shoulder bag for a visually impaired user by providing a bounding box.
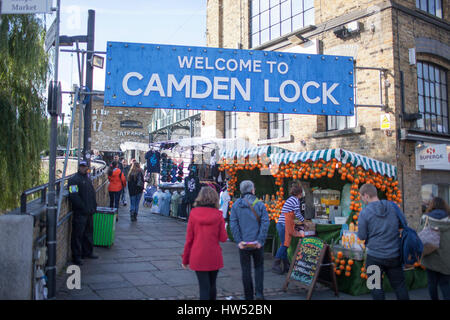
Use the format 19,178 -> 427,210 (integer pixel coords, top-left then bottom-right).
418,215 -> 440,256
244,198 -> 260,225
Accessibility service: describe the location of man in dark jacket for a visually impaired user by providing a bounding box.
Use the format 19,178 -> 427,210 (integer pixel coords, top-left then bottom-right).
357,183 -> 409,300
230,180 -> 270,300
68,161 -> 98,265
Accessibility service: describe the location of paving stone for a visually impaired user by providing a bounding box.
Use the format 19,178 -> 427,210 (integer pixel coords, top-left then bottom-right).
151,240 -> 184,249
121,272 -> 165,286
95,287 -> 147,300
150,259 -> 184,271
136,284 -> 182,298
88,280 -> 134,290
97,262 -> 158,273
95,249 -> 138,259
132,248 -> 179,257
216,277 -> 244,293
81,273 -> 125,284
153,270 -> 198,286
123,240 -> 157,249
172,285 -> 200,297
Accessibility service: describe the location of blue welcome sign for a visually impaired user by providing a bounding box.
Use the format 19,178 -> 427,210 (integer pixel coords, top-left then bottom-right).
104,41 -> 354,116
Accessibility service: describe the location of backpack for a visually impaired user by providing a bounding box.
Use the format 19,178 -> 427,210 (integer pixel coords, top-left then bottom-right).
385,200 -> 424,266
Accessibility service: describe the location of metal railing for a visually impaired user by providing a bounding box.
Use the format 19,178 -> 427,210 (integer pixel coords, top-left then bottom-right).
20,160 -> 107,215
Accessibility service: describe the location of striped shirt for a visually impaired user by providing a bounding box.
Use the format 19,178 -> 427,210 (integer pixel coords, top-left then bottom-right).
278,196 -> 305,224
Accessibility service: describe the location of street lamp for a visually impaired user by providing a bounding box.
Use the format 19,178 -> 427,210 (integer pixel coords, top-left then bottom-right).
90,54 -> 104,69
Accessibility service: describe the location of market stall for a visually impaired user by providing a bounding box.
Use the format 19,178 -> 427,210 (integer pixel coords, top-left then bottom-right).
219,147 -> 427,295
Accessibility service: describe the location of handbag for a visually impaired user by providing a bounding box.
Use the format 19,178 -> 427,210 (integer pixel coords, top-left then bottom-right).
418,215 -> 440,256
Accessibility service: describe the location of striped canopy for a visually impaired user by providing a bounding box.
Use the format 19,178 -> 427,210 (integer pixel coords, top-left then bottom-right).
220,145 -> 289,159
269,148 -> 397,178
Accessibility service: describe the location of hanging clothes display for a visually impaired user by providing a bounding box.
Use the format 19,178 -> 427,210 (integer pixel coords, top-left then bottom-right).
145,150 -> 161,173
170,191 -> 182,217
176,162 -> 184,182
151,188 -> 163,214
159,190 -> 172,216
184,173 -> 201,204
170,165 -> 178,183
160,154 -> 173,182
219,188 -> 231,219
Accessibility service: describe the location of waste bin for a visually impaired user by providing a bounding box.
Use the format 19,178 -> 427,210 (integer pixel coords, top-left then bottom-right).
93,207 -> 118,247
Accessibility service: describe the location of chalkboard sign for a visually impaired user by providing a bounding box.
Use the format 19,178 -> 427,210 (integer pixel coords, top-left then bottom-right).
290,237 -> 323,285
283,237 -> 338,300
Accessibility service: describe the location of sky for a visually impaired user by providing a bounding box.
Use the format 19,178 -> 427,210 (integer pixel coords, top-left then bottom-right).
45,0 -> 207,119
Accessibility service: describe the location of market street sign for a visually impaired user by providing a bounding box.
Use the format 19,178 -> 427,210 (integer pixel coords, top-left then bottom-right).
45,18 -> 57,52
1,0 -> 52,14
104,42 -> 355,116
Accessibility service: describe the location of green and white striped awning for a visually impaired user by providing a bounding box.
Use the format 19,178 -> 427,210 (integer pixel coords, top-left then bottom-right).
220,146 -> 289,159
269,148 -> 397,178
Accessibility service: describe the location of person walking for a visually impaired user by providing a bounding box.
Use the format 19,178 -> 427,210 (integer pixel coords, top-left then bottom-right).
182,187 -> 228,300
421,197 -> 450,300
127,162 -> 145,222
121,159 -> 131,206
272,184 -> 305,274
230,180 -> 270,300
67,161 -> 98,265
357,183 -> 410,300
108,161 -> 126,219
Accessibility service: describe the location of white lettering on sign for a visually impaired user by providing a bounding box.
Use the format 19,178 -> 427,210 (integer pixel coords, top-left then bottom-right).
122,72 -> 143,96
117,131 -> 146,137
120,56 -> 341,105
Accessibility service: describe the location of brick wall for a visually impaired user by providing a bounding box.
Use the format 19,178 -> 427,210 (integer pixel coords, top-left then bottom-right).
30,168 -> 110,294
72,97 -> 153,153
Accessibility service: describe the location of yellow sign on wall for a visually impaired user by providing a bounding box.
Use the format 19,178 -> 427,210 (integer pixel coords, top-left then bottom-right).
380,114 -> 390,130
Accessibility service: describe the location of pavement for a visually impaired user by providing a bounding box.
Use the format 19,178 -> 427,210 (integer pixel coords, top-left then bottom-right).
56,199 -> 430,300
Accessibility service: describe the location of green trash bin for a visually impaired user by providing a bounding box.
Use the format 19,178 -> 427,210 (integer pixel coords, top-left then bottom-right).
93,207 -> 118,247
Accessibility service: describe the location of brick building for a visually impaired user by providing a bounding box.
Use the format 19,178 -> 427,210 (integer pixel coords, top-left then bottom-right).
202,0 -> 449,227
71,96 -> 154,164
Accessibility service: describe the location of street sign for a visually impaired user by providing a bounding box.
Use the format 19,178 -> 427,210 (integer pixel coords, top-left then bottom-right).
45,18 -> 57,52
1,0 -> 52,14
104,42 -> 355,116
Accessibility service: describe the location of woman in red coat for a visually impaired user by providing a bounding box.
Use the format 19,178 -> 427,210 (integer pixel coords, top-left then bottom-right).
182,186 -> 228,300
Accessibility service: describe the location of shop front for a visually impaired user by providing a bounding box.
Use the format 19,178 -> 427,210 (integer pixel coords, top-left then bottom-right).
219,147 -> 427,295
416,143 -> 450,209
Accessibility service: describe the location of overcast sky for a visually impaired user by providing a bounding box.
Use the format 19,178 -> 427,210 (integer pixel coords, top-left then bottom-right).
46,0 -> 207,118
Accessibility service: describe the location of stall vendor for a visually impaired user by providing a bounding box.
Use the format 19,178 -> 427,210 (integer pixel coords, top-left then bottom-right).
272,184 -> 305,274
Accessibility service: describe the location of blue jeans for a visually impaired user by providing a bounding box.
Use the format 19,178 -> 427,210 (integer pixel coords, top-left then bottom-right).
109,191 -> 121,209
239,247 -> 264,300
365,255 -> 410,300
121,188 -> 128,204
275,223 -> 288,260
130,193 -> 142,215
426,269 -> 450,300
